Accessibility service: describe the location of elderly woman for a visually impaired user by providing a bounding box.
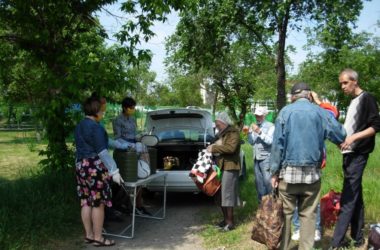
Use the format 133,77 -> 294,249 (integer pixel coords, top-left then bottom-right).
207,112 -> 241,231
74,95 -> 123,247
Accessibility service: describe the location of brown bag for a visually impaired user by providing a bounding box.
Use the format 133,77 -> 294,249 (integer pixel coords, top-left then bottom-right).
251,190 -> 284,250
195,168 -> 221,196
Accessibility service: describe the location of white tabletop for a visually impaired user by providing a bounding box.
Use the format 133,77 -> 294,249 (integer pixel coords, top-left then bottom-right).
123,172 -> 167,187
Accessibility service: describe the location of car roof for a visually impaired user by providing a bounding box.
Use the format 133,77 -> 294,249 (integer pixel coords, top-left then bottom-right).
145,108 -> 214,134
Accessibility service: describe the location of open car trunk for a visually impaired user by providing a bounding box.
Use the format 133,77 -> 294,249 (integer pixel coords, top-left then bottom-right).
144,108 -> 215,192
146,142 -> 207,192
154,143 -> 206,171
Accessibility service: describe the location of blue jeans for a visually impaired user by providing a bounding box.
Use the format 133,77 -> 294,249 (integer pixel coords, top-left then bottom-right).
254,157 -> 272,202
293,203 -> 321,231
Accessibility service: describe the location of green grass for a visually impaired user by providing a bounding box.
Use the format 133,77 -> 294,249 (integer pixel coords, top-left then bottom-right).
1,131 -> 379,249
201,137 -> 380,249
0,131 -> 46,180
0,131 -> 81,250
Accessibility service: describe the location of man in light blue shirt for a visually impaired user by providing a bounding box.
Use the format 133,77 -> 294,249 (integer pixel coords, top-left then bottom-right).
247,106 -> 274,202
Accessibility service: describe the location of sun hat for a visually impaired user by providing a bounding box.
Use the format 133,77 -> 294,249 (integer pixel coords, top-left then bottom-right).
291,82 -> 311,95
254,106 -> 268,116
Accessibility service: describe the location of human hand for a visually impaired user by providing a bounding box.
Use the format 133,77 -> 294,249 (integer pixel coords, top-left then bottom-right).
340,135 -> 355,151
242,125 -> 249,134
310,91 -> 321,105
135,134 -> 142,142
271,175 -> 279,188
112,171 -> 124,185
250,123 -> 260,134
206,145 -> 213,153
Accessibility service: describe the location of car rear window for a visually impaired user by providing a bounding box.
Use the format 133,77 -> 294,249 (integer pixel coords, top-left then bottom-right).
150,113 -> 203,120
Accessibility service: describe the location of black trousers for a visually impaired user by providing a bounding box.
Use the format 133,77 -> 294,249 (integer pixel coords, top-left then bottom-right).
331,153 -> 369,247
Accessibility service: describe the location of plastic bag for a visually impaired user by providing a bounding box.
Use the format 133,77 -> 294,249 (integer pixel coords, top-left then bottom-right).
320,190 -> 341,228
137,160 -> 151,179
251,190 -> 284,250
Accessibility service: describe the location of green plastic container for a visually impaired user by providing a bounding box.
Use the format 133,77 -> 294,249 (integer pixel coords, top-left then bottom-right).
148,147 -> 157,174
113,149 -> 138,182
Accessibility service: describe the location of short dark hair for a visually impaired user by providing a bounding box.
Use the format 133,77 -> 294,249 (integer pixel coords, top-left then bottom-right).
121,97 -> 136,109
83,95 -> 101,116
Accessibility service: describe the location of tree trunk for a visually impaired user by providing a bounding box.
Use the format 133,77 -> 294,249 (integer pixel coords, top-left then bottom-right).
275,4 -> 291,111
40,92 -> 72,170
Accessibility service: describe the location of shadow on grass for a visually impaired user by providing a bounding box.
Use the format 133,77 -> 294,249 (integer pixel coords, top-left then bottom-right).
0,168 -> 81,250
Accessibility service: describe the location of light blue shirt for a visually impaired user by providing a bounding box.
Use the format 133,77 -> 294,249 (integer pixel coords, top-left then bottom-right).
247,120 -> 274,160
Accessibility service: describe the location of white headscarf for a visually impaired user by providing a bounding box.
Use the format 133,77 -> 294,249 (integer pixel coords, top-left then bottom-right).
215,111 -> 232,125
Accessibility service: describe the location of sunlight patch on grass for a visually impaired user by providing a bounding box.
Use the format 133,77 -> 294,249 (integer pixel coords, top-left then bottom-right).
0,131 -> 46,180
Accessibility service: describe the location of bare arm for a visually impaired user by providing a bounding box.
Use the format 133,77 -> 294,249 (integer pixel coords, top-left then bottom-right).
340,127 -> 376,151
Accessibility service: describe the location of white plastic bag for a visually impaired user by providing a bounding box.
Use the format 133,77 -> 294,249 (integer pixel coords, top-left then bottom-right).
138,160 -> 151,179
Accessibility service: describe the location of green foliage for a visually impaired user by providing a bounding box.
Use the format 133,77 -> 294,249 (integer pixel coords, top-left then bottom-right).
295,30 -> 380,110
0,0 -> 188,171
166,0 -> 276,125
166,0 -> 363,123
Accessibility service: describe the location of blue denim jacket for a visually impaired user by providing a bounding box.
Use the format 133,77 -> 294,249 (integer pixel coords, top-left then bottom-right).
270,98 -> 346,174
74,118 -> 108,160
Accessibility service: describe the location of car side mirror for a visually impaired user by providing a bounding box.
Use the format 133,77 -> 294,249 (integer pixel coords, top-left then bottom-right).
141,135 -> 159,146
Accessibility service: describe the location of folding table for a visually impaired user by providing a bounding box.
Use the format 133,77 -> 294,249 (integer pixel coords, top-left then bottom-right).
103,172 -> 167,239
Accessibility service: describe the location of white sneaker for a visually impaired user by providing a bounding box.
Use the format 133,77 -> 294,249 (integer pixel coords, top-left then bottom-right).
314,230 -> 321,241
291,230 -> 300,241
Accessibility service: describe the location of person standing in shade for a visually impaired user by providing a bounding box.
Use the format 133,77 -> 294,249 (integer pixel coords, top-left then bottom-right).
74,95 -> 123,247
330,69 -> 380,249
246,106 -> 274,203
270,82 -> 346,250
207,112 -> 241,231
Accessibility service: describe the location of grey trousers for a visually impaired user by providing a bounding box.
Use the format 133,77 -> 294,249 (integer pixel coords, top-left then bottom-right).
278,180 -> 321,250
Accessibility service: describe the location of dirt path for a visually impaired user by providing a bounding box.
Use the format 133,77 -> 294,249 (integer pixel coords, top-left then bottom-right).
80,191 -> 370,250
84,193 -> 213,250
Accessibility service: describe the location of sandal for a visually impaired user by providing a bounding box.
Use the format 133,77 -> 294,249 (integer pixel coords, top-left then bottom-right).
84,237 -> 94,244
93,238 -> 115,247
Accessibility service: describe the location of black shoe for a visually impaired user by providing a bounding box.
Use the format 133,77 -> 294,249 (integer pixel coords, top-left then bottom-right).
221,224 -> 235,232
214,220 -> 226,229
353,238 -> 365,248
336,238 -> 364,249
135,206 -> 152,216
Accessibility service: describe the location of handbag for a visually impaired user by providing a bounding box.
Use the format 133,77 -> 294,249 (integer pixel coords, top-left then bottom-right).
194,167 -> 221,196
320,190 -> 341,228
251,190 -> 284,250
368,223 -> 380,250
